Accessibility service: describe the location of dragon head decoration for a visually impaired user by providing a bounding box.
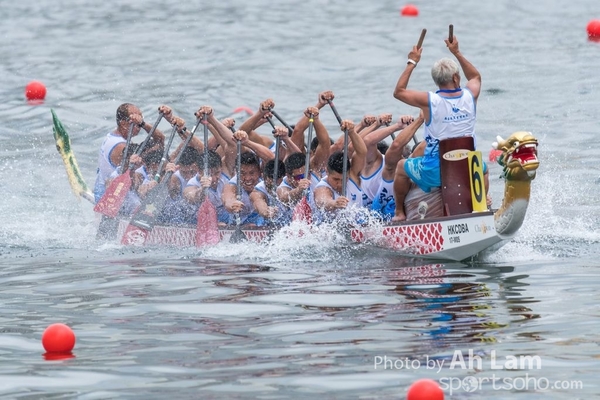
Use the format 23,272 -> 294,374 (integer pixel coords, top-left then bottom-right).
492,131 -> 540,236
492,131 -> 539,181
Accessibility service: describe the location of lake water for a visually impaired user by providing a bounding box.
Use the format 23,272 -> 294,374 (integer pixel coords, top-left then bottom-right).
1,0 -> 599,398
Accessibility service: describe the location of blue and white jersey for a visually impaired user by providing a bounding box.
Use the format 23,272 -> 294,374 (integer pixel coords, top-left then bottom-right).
277,172 -> 320,212
423,89 -> 477,166
314,176 -> 366,223
346,178 -> 367,208
404,88 -> 478,193
135,165 -> 149,183
371,176 -> 395,221
157,171 -> 196,226
94,132 -> 126,202
227,175 -> 260,225
254,181 -> 291,226
360,158 -> 383,208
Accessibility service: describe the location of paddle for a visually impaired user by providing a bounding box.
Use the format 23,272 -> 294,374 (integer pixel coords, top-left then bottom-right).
327,100 -> 349,196
120,119 -> 197,246
229,139 -> 247,243
267,134 -> 282,234
195,114 -> 220,247
417,28 -> 427,48
94,113 -> 163,217
270,109 -> 294,137
291,114 -> 313,223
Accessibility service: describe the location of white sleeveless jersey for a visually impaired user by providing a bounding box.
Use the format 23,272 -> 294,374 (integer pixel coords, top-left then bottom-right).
315,177 -> 365,208
172,171 -> 186,199
347,178 -> 366,208
360,157 -> 383,207
135,165 -> 149,183
425,89 -> 476,143
314,176 -> 365,223
93,132 -> 126,201
254,181 -> 291,222
278,172 -> 320,211
372,176 -> 395,212
186,173 -> 227,210
227,175 -> 257,222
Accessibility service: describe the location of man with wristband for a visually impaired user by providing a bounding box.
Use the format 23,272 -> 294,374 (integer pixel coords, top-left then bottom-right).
391,33 -> 489,221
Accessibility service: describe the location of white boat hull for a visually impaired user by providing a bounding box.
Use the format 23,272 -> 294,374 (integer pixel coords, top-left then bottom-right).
349,211 -> 509,261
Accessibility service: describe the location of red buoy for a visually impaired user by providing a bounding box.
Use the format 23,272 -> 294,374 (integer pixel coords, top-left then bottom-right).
232,106 -> 254,116
42,323 -> 76,353
587,19 -> 600,40
401,4 -> 419,17
25,81 -> 47,101
407,379 -> 444,400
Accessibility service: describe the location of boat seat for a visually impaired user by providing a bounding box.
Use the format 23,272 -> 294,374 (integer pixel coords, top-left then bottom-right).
439,136 -> 475,216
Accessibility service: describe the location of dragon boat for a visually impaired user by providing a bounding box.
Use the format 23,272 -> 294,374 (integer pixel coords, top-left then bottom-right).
52,110 -> 539,261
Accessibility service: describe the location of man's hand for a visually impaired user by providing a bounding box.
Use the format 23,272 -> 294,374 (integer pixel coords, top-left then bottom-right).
378,113 -> 393,126
260,99 -> 275,113
233,130 -> 248,143
158,105 -> 173,120
317,91 -> 334,108
273,126 -> 289,139
304,106 -> 319,119
195,105 -> 213,120
341,119 -> 355,132
334,196 -> 349,209
221,118 -> 235,130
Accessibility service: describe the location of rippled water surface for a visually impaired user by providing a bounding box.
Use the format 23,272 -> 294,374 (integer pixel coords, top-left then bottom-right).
1,0 -> 600,398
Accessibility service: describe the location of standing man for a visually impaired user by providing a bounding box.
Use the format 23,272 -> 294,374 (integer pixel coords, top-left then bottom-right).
391,34 -> 486,221
93,103 -> 169,203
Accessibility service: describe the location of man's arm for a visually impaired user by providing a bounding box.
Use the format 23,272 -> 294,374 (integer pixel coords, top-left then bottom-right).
392,45 -> 430,116
290,91 -> 333,153
446,36 -> 481,100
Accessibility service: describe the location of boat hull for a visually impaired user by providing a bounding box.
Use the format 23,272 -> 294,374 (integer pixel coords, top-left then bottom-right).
115,211 -> 509,261
349,211 -> 509,261
116,219 -> 270,247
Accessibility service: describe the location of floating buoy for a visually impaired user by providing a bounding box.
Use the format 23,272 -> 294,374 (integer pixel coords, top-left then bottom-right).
25,80 -> 47,101
407,379 -> 444,400
401,4 -> 419,17
232,106 -> 254,116
42,323 -> 76,353
587,19 -> 600,40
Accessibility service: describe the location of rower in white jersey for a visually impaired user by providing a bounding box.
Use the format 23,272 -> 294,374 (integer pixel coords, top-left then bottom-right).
222,131 -> 271,226
314,119 -> 368,223
251,159 -> 291,227
391,32 -> 489,221
371,113 -> 425,221
359,113 -> 416,208
93,103 -> 168,202
277,106 -> 331,211
157,147 -> 200,225
183,149 -> 231,225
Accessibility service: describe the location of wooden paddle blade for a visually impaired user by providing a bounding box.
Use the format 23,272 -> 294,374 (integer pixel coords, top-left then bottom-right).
196,200 -> 220,246
292,196 -> 312,224
120,183 -> 170,246
229,227 -> 247,243
120,223 -> 150,246
93,173 -> 132,217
